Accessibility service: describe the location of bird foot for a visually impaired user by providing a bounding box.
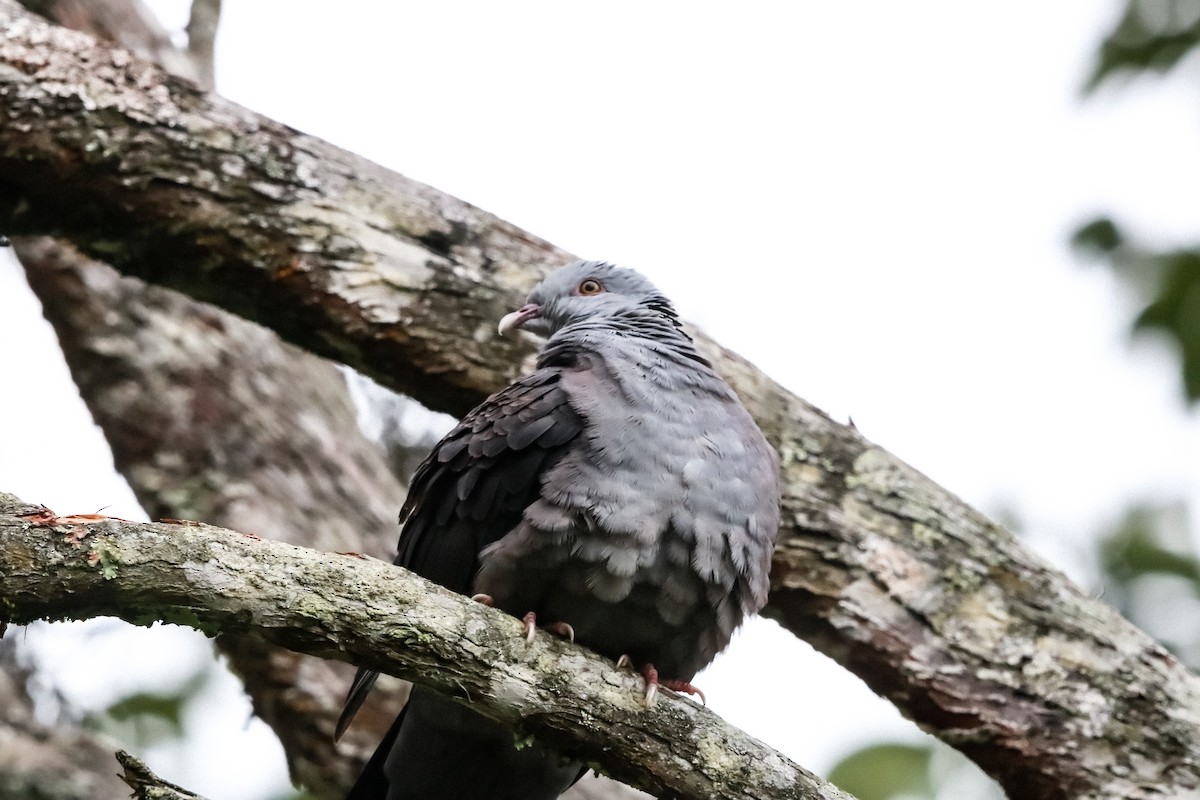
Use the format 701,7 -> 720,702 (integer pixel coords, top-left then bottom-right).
521,612 -> 574,645
661,679 -> 706,705
615,656 -> 705,707
473,600 -> 574,645
640,663 -> 660,706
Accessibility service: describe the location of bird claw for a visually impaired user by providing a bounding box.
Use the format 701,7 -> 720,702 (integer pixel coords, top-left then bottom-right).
662,679 -> 706,705
641,664 -> 659,707
615,657 -> 704,707
521,612 -> 574,645
475,597 -> 573,645
543,621 -> 575,642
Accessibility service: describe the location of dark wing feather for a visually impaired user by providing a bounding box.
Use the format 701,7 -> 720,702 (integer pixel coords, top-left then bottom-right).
336,368 -> 583,739
395,368 -> 582,584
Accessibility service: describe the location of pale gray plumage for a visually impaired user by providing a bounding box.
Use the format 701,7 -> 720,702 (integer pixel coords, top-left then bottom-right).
341,260 -> 781,800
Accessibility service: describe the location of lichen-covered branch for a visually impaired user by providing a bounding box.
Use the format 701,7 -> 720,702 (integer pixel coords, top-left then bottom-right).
118,750 -> 205,800
0,492 -> 851,800
0,0 -> 572,419
2,3 -> 1200,798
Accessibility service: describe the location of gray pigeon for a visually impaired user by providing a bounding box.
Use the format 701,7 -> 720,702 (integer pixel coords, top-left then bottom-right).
339,260 -> 781,800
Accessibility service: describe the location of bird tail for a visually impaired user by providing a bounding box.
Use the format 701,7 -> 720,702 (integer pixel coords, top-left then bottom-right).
343,703 -> 405,800
335,667 -> 381,741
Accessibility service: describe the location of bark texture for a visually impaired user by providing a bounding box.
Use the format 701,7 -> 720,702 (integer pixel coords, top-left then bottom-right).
2,3 -> 1199,799
0,492 -> 852,800
118,750 -> 204,800
0,0 -> 573,419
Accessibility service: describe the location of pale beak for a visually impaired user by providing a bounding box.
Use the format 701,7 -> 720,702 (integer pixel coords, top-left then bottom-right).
498,303 -> 541,337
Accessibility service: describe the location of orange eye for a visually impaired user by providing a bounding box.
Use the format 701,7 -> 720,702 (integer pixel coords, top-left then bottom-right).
578,279 -> 604,296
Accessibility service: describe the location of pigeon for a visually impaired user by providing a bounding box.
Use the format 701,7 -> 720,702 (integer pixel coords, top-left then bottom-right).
338,260 -> 781,800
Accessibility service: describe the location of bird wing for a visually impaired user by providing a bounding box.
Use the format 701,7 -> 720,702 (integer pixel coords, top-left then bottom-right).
336,367 -> 583,739
394,367 -> 584,587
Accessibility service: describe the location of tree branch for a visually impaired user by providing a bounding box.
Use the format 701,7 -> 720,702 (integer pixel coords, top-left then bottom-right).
118,750 -> 205,800
0,492 -> 851,800
0,0 -> 570,419
2,3 -> 1200,798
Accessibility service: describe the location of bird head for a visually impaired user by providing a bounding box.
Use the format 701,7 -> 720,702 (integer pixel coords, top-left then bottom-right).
498,260 -> 677,338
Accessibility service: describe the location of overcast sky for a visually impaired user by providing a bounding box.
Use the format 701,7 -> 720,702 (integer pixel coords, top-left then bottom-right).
3,3 -> 1199,799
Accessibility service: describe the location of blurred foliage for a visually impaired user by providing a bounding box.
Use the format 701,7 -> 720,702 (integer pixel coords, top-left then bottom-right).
1072,218 -> 1200,401
84,654 -> 313,800
828,740 -> 1003,800
1100,501 -> 1200,585
276,788 -> 318,800
828,744 -> 933,800
1074,0 -> 1200,404
1096,502 -> 1200,668
85,664 -> 209,750
1086,0 -> 1200,89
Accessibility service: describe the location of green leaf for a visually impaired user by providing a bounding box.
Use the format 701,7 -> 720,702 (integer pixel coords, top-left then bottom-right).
1100,505 -> 1200,586
103,691 -> 188,732
1085,0 -> 1200,91
828,743 -> 935,800
1130,250 -> 1200,400
1070,215 -> 1200,403
1070,217 -> 1123,256
85,661 -> 213,748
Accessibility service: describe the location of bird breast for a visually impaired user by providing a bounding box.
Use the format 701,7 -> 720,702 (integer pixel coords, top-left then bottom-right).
473,349 -> 779,677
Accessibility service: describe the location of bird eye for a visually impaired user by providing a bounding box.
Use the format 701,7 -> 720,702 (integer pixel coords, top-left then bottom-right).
578,279 -> 604,296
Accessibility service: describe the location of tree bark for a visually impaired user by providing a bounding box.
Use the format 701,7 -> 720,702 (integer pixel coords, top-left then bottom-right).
118,750 -> 205,800
1,3 -> 1199,798
0,492 -> 852,800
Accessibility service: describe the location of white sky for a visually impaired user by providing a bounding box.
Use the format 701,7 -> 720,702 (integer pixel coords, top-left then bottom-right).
3,3 -> 1199,799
